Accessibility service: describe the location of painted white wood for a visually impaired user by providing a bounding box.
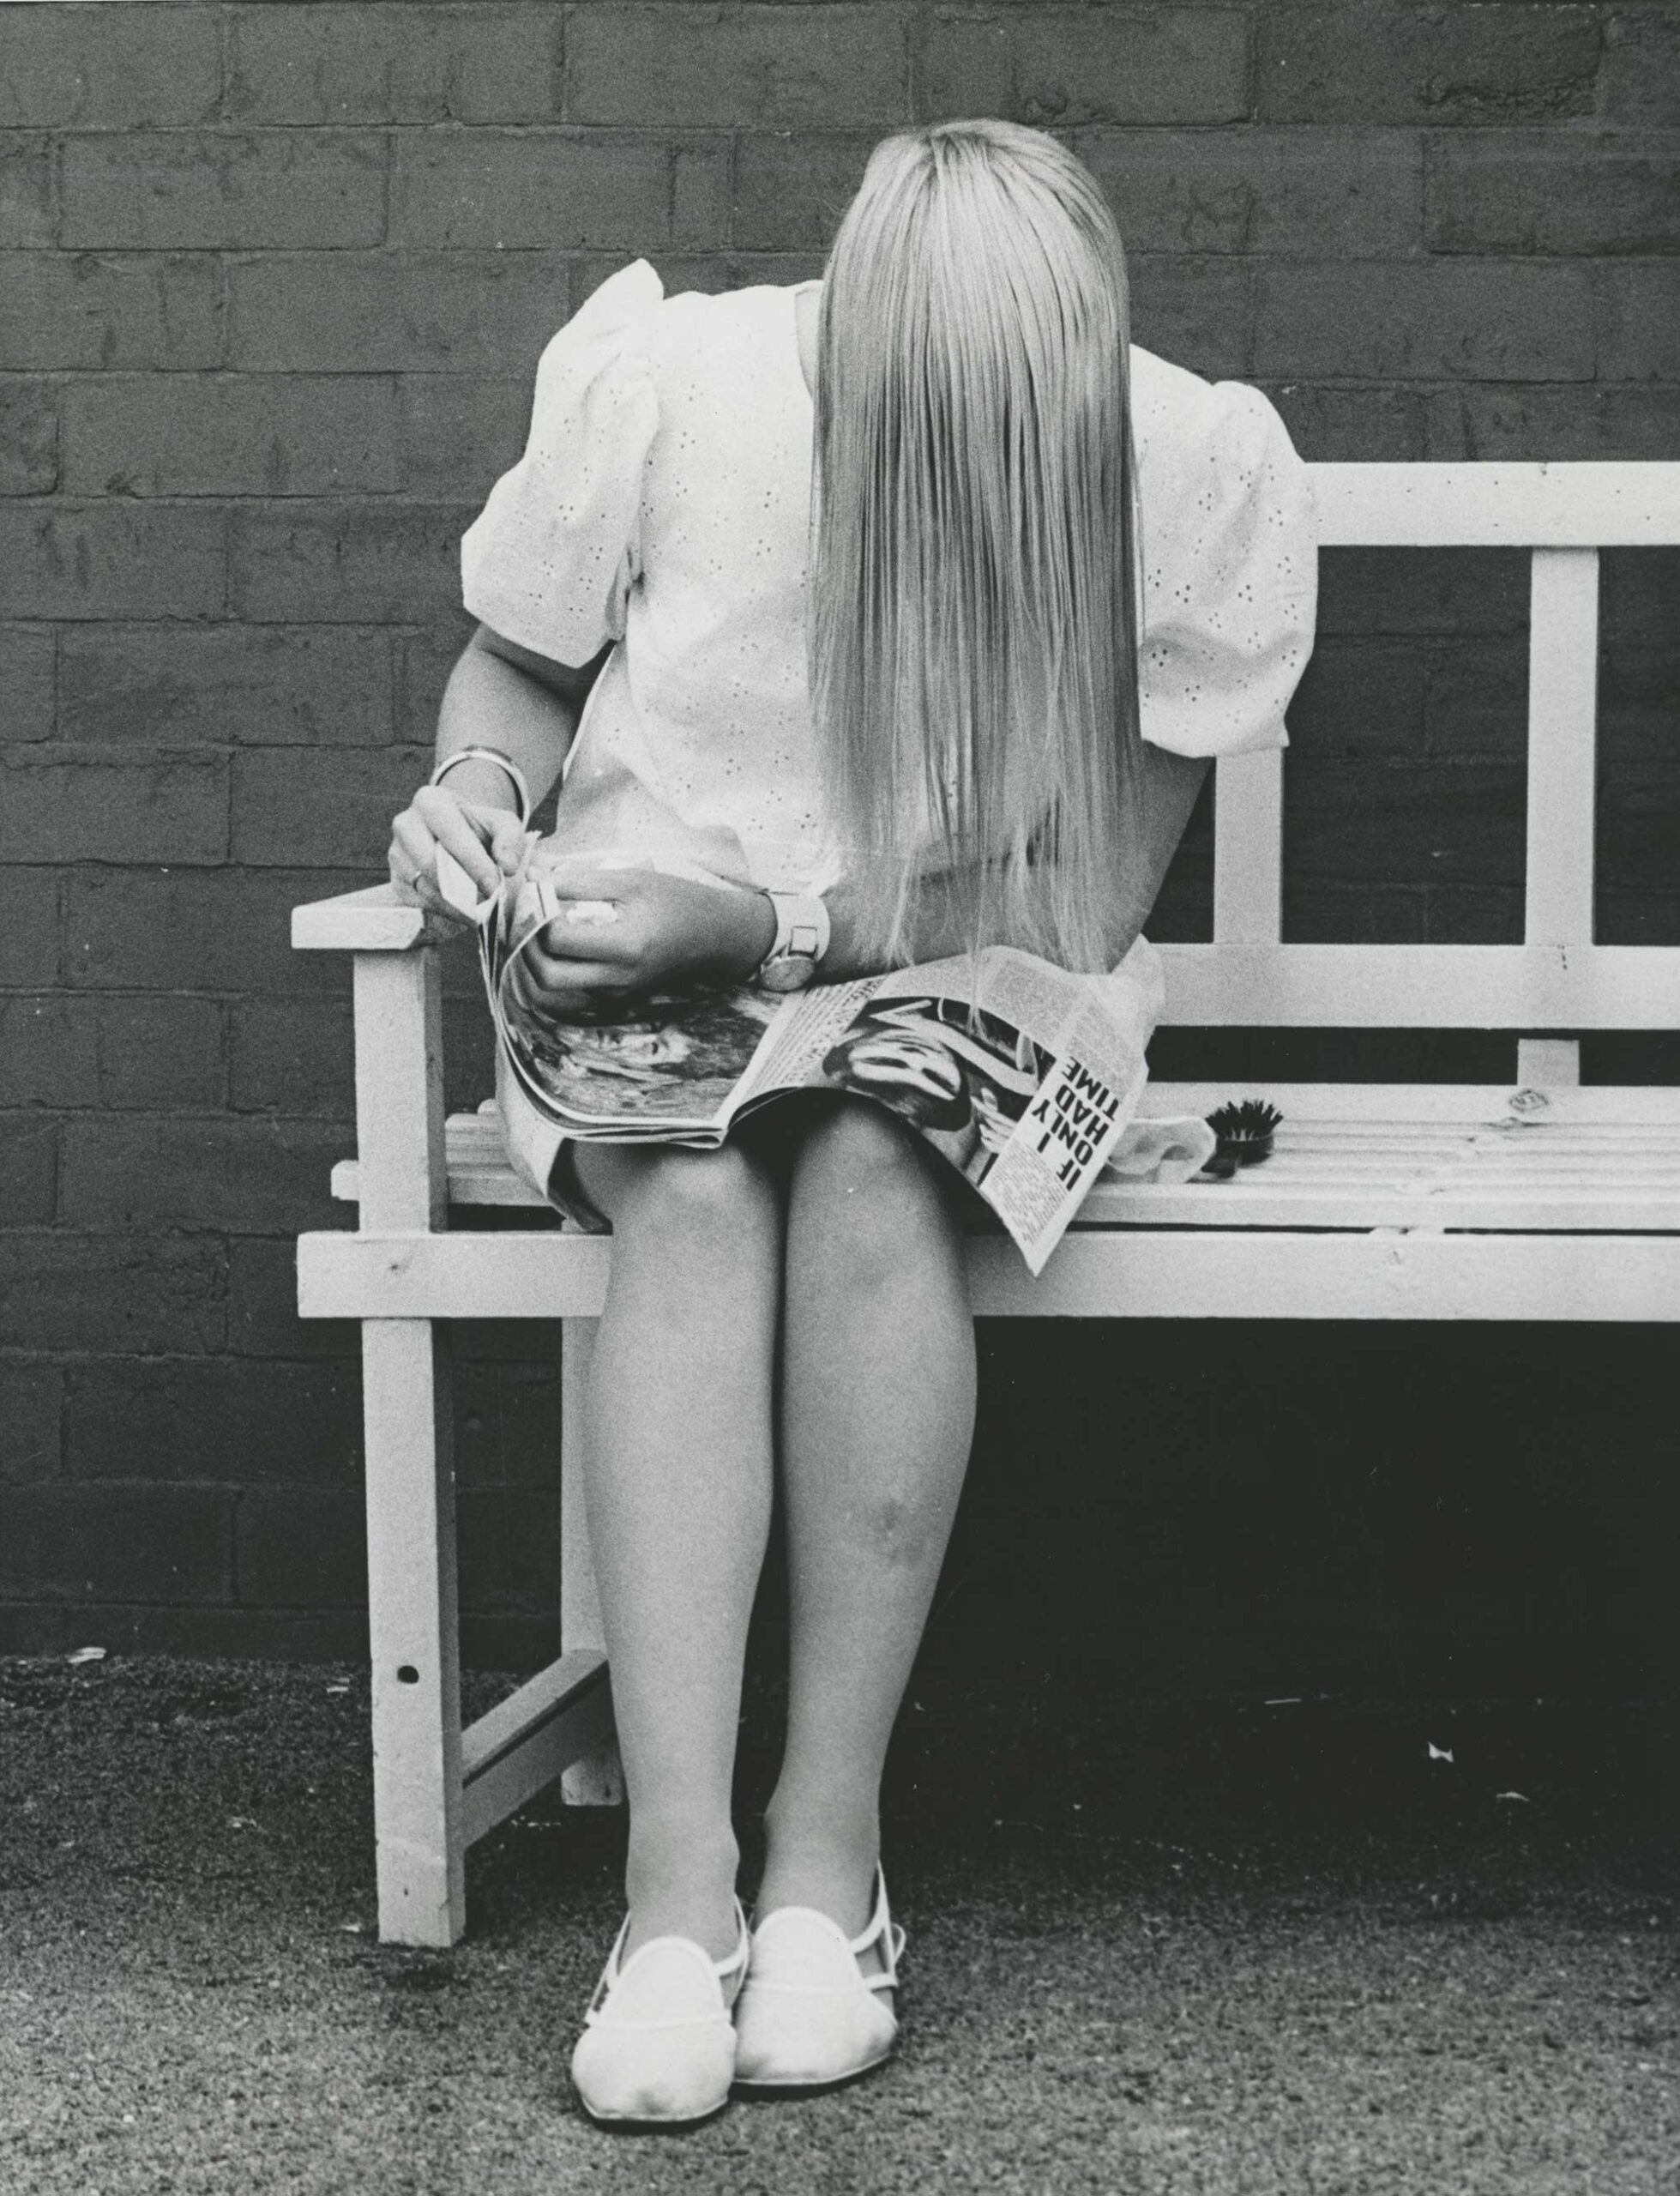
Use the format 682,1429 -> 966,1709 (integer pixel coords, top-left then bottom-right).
1526,550 -> 1599,949
323,1178 -> 1680,1241
461,1688 -> 617,1846
1310,462 -> 1680,547
1213,747 -> 1283,944
1137,1084 -> 1680,1125
965,1231 -> 1680,1321
333,1154 -> 544,1209
460,1650 -> 613,1844
1157,944 -> 1680,1028
1517,1038 -> 1583,1089
559,1315 -> 623,1806
304,1225 -> 1680,1324
352,953 -> 447,1234
322,1093 -> 1680,1240
361,1320 -> 465,1946
292,884 -> 443,953
1072,1188 -> 1680,1231
460,1647 -> 607,1779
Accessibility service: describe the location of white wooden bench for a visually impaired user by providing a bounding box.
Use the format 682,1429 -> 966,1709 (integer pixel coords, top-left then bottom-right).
293,461 -> 1680,1946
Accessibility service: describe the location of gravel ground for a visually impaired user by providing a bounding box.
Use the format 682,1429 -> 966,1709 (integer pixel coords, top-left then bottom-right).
1,1652 -> 1675,2195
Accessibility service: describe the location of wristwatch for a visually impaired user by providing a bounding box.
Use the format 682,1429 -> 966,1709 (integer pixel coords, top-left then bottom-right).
755,889 -> 831,992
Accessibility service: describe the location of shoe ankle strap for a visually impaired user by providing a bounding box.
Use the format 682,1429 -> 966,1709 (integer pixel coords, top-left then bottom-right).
588,1897 -> 750,2020
846,1867 -> 904,1989
715,1897 -> 751,1983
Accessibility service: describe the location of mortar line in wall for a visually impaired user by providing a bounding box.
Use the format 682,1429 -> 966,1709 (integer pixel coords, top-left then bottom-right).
2,1349 -> 365,1368
555,2 -> 569,128
215,3 -> 230,130
227,1485 -> 242,1608
1241,0 -> 1257,126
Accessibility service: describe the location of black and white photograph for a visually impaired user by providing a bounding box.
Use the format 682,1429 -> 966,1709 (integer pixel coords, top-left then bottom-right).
1,0 -> 1677,2187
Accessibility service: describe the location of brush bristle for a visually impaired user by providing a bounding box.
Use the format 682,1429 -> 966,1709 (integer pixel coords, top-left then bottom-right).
1207,1098 -> 1283,1143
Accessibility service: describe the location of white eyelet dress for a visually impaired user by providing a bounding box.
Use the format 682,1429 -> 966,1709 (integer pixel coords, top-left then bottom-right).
460,258 -> 1318,1218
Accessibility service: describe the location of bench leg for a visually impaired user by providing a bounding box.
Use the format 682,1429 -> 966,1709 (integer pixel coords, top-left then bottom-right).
363,1318 -> 467,1945
559,1316 -> 624,1807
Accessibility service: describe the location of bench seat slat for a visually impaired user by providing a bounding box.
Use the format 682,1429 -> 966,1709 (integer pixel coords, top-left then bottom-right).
401,1117 -> 1680,1161
1141,1085 -> 1680,1125
325,1102 -> 1680,1238
299,1228 -> 1680,1321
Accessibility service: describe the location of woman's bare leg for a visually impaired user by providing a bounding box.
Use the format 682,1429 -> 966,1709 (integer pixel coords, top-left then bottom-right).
757,1099 -> 978,1939
567,1139 -> 783,1959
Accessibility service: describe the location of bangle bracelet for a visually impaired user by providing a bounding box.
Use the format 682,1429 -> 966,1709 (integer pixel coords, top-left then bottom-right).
431,745 -> 531,826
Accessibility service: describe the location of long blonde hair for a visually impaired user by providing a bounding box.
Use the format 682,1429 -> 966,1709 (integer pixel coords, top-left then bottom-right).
807,119 -> 1146,973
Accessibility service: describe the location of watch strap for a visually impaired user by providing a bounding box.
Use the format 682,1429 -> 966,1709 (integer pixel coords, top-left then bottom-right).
757,889 -> 830,985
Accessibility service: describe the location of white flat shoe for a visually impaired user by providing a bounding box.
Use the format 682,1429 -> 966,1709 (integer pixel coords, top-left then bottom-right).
732,1866 -> 906,2091
569,1899 -> 750,2127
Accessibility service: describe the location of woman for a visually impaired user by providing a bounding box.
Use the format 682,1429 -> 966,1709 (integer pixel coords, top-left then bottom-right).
385,118 -> 1316,2124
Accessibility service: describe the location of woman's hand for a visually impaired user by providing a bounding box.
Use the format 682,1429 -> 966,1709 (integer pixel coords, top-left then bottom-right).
509,863 -> 776,1018
388,783 -> 528,928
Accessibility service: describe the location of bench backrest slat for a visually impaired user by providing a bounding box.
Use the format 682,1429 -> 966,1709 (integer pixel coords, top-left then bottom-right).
1526,549 -> 1599,951
1179,463 -> 1680,1046
1310,462 -> 1680,547
1212,748 -> 1282,945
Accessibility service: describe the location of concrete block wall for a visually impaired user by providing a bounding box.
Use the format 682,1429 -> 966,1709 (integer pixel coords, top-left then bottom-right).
0,3 -> 1675,1679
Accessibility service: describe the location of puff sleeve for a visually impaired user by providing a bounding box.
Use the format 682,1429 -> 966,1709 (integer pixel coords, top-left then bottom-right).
461,258 -> 663,667
1132,351 -> 1317,758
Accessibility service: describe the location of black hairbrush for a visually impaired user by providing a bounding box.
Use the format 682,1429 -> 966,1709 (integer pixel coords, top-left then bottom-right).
1201,1098 -> 1283,1179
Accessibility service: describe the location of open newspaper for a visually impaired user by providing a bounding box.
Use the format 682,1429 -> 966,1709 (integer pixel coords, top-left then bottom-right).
442,840 -> 1177,1276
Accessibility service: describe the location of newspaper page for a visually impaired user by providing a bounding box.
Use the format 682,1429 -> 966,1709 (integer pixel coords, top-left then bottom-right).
804,951 -> 1151,1274
449,845 -> 1151,1273
469,848 -> 784,1141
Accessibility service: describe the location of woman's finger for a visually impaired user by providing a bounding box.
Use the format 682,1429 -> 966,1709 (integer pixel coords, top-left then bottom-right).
537,871 -> 635,906
413,785 -> 502,896
388,844 -> 470,929
532,910 -> 641,968
391,809 -> 431,859
392,815 -> 484,924
507,953 -> 630,1022
515,985 -> 629,1023
517,947 -> 631,997
486,811 -> 530,875
392,810 -> 442,875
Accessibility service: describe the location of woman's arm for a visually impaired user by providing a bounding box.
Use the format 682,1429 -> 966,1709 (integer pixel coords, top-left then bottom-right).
1108,742 -> 1211,961
431,624 -> 608,811
517,742 -> 1209,1007
818,743 -> 1211,979
388,624 -> 609,920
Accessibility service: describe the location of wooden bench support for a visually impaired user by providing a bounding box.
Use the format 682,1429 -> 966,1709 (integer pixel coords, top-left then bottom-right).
363,1318 -> 465,1947
558,1318 -> 624,1807
461,1648 -> 613,1844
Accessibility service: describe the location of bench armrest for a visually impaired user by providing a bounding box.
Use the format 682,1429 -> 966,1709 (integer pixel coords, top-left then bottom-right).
291,884 -> 450,1232
292,883 -> 454,954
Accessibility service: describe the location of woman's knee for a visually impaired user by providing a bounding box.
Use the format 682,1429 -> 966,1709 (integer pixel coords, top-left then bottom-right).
574,1137 -> 780,1240
788,1101 -> 960,1276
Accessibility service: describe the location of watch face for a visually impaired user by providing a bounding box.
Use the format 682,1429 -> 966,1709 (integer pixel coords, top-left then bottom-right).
759,954 -> 817,993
